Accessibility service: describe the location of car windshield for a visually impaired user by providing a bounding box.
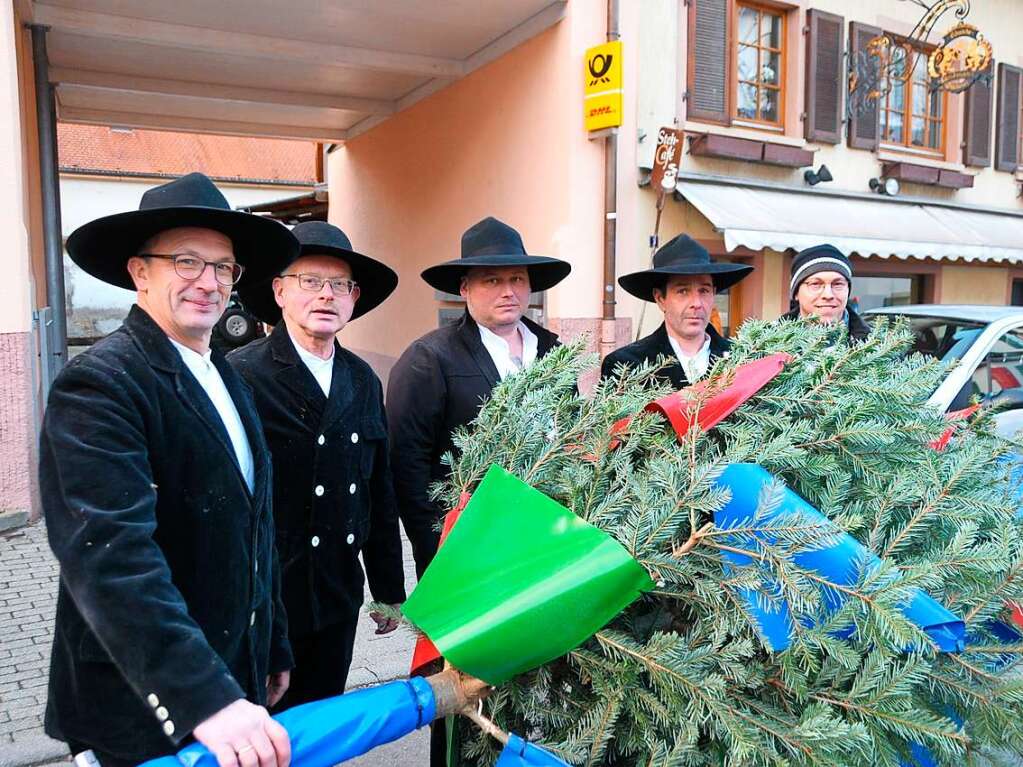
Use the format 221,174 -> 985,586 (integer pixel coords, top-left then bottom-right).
895,317 -> 986,362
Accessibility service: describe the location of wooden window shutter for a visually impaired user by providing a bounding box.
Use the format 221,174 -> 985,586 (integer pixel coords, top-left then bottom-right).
687,0 -> 730,123
805,9 -> 845,143
996,63 -> 1023,172
847,21 -> 883,151
963,62 -> 993,167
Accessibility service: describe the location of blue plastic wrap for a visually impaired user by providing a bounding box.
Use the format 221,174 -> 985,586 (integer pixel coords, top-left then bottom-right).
714,463 -> 966,653
138,677 -> 436,767
495,733 -> 570,766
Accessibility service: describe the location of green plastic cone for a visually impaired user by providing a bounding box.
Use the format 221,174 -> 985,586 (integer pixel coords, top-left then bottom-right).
402,464 -> 653,684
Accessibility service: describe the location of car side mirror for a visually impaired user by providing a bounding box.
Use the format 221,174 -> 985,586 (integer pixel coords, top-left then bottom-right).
984,387 -> 1023,411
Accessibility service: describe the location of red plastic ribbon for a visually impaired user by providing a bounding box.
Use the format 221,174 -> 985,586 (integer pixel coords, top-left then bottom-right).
409,491 -> 471,676
929,404 -> 981,452
604,353 -> 792,450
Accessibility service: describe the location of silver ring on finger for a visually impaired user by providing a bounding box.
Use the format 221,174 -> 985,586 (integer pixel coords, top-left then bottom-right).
236,745 -> 255,755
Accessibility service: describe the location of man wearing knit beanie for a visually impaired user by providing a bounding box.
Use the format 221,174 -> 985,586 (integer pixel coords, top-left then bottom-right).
781,244 -> 870,342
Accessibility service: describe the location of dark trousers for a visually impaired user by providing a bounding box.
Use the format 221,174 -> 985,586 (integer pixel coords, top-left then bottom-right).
273,620 -> 359,710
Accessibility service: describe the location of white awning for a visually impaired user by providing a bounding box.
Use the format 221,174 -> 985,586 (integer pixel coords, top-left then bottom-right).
677,179 -> 1023,264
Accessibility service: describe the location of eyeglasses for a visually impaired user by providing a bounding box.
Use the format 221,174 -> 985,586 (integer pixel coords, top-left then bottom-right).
280,273 -> 359,296
141,253 -> 244,286
801,278 -> 849,296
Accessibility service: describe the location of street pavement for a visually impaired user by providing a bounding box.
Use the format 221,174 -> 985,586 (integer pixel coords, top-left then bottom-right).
0,521 -> 427,767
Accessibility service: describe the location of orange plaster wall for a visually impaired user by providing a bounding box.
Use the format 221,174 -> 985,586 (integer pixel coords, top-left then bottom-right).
328,1 -> 608,374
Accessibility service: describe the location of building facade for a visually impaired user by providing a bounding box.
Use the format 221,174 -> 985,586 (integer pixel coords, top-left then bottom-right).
620,0 -> 1023,338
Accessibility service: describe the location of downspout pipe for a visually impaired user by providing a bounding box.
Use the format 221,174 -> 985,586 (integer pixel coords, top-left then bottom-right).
30,24 -> 68,381
600,0 -> 620,358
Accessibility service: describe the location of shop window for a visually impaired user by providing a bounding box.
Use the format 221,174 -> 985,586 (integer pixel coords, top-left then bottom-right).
851,275 -> 921,313
879,43 -> 946,154
1012,279 -> 1023,307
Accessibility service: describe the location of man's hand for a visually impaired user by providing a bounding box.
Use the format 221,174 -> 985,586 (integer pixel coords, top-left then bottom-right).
266,670 -> 290,708
368,604 -> 401,635
193,699 -> 290,767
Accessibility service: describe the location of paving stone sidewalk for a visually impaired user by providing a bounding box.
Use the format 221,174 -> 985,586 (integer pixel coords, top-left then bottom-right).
0,521 -> 424,767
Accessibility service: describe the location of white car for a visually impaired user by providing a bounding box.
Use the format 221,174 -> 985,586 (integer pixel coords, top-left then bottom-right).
864,304 -> 1023,440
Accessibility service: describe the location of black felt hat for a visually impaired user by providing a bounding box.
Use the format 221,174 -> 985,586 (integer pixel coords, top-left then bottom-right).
618,234 -> 753,302
237,221 -> 398,325
65,172 -> 299,290
420,217 -> 571,295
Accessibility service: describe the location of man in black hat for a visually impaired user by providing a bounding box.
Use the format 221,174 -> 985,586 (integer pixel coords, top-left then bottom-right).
228,221 -> 406,710
386,217 -> 569,766
386,217 -> 571,582
601,234 -> 752,389
41,173 -> 297,767
781,244 -> 870,342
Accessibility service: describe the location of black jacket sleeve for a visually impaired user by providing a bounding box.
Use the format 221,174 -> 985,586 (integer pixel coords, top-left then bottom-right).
40,360 -> 244,741
386,341 -> 447,577
363,380 -> 407,605
268,516 -> 294,674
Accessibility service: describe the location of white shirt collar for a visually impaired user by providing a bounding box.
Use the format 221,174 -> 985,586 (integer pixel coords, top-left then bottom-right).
666,333 -> 712,383
478,321 -> 538,380
288,330 -> 334,397
168,338 -> 214,372
167,337 -> 255,493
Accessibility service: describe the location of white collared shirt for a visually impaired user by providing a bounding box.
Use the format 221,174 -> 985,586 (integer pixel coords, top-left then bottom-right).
289,332 -> 334,397
667,333 -> 712,383
478,321 -> 538,380
168,338 -> 254,493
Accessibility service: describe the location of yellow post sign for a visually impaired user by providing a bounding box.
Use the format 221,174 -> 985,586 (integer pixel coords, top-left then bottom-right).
584,40 -> 623,132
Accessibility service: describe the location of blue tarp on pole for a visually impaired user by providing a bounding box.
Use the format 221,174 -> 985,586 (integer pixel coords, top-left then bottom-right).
714,463 -> 966,653
138,677 -> 436,767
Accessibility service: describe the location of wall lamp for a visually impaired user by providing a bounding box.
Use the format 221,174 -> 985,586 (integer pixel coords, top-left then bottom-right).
803,164 -> 833,186
869,177 -> 901,196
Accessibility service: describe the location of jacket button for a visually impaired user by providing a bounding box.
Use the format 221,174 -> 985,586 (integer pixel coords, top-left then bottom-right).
156,706 -> 169,722
351,432 -> 359,443
163,720 -> 175,737
147,693 -> 159,708
254,560 -> 258,574
317,435 -> 325,446
315,485 -> 324,497
249,611 -> 256,627
348,483 -> 356,495
311,535 -> 320,547
346,533 -> 355,545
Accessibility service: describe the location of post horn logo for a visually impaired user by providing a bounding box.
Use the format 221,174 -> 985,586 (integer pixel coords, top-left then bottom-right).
588,53 -> 614,86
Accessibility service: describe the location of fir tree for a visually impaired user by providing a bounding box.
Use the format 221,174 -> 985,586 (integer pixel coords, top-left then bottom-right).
430,317 -> 1023,767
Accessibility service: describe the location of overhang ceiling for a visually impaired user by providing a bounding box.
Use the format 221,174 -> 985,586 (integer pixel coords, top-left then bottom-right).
22,0 -> 567,141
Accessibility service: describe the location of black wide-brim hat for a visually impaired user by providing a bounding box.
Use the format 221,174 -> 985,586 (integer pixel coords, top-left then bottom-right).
238,221 -> 398,325
66,172 -> 299,291
420,216 -> 571,295
618,234 -> 753,302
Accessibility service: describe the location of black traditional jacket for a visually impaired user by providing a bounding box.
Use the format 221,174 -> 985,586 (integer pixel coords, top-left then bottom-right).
601,322 -> 731,390
228,324 -> 406,638
386,311 -> 559,577
41,306 -> 291,761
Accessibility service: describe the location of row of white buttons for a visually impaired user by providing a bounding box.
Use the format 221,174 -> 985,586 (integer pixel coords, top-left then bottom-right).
311,533 -> 355,546
315,483 -> 358,497
147,693 -> 174,736
316,433 -> 359,445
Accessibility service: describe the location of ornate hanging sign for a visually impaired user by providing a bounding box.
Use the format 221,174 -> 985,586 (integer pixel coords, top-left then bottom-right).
848,0 -> 992,116
927,22 -> 992,93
